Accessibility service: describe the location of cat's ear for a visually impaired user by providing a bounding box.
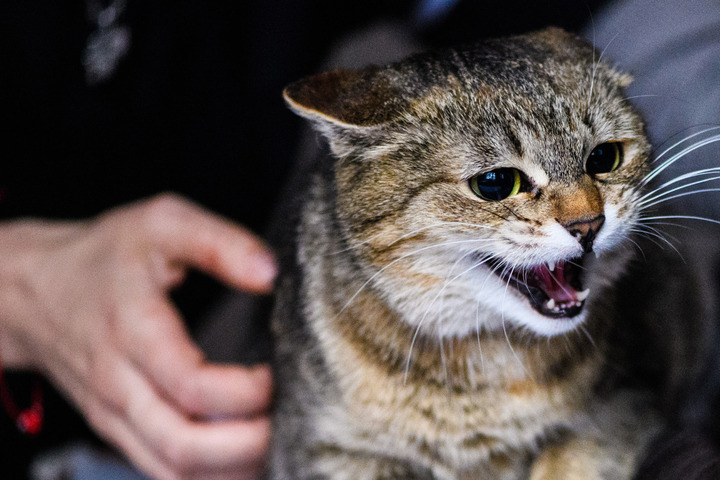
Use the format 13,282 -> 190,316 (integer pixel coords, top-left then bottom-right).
283,67 -> 403,129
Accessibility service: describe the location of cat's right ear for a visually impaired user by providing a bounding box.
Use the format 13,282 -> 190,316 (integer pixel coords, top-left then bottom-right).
283,67 -> 402,130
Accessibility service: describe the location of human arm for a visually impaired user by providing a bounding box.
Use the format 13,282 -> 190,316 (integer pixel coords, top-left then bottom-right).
0,193 -> 276,480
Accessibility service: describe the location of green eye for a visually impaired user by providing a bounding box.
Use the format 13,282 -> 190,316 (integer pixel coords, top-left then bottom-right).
587,142 -> 622,175
469,168 -> 522,201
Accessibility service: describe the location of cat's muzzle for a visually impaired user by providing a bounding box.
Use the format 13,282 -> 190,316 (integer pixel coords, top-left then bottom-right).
493,256 -> 589,318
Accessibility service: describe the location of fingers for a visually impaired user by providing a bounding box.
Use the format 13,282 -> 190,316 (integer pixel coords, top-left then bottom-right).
13,196 -> 278,479
117,294 -> 273,419
89,345 -> 269,480
137,194 -> 278,294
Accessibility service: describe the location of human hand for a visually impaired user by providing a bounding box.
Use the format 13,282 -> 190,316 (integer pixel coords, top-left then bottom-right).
0,194 -> 276,480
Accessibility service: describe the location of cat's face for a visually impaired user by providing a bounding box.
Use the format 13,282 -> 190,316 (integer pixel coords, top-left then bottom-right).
286,28 -> 650,338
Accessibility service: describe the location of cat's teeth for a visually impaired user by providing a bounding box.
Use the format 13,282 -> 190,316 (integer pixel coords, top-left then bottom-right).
546,299 -> 556,310
576,289 -> 590,301
547,261 -> 556,272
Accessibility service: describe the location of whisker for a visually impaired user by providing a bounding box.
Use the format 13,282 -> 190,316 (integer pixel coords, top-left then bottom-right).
566,257 -> 589,272
328,221 -> 499,256
638,220 -> 693,231
339,238 -> 494,316
642,132 -> 720,187
577,324 -> 597,349
651,125 -> 720,165
639,214 -> 720,227
624,94 -> 664,102
475,299 -> 486,374
403,253 -> 492,384
641,188 -> 720,210
386,222 -> 499,249
629,225 -> 681,254
587,30 -> 620,110
500,264 -> 532,378
624,235 -> 648,262
404,322 -> 426,385
439,334 -> 451,395
414,252 -> 489,339
639,170 -> 720,206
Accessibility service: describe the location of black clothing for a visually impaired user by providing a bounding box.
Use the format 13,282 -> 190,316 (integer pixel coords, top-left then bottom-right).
0,1 -> 604,476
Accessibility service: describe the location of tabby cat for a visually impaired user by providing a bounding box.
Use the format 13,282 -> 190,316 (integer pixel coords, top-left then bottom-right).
269,28 -> 665,479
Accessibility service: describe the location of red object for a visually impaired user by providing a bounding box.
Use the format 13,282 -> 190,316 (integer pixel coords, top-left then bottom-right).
0,188 -> 43,435
0,349 -> 44,436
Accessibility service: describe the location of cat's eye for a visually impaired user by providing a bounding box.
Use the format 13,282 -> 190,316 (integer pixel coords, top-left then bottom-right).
586,142 -> 622,176
469,168 -> 522,201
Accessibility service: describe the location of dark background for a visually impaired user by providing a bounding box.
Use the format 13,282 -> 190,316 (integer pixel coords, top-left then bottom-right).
0,0 -> 606,476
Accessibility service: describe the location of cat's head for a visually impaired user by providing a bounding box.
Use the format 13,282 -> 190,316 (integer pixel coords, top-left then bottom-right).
285,28 -> 650,338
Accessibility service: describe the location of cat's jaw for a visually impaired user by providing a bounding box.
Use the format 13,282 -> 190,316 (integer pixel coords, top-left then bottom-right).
474,204 -> 632,337
384,203 -> 635,340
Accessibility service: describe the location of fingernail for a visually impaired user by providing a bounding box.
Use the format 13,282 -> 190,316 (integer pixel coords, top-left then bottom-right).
252,251 -> 278,285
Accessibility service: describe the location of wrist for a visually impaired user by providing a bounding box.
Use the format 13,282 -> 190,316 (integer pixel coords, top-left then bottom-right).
0,219 -> 82,370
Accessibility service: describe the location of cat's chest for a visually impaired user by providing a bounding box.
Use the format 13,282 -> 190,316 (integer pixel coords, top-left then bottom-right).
308,294 -> 601,473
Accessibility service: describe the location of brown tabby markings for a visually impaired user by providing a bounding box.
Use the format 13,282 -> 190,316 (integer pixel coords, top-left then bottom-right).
270,27 -> 660,479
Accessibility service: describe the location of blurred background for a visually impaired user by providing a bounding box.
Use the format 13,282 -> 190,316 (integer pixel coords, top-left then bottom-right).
2,0 -> 719,478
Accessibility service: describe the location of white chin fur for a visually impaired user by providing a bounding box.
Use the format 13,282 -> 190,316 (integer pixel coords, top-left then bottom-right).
497,295 -> 588,337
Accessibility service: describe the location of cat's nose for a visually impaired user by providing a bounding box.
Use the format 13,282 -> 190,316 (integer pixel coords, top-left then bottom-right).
563,215 -> 605,253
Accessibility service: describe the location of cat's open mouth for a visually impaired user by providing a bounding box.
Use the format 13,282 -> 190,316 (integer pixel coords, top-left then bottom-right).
493,257 -> 589,318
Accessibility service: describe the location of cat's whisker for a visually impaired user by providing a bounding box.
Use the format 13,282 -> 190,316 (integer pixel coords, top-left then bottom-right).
547,267 -> 576,299
631,222 -> 680,242
328,221 -> 500,256
641,132 -> 720,187
639,168 -> 720,203
438,333 -> 451,396
417,253 -> 491,334
577,324 -> 597,350
640,188 -> 720,211
404,320 -> 426,385
566,258 -> 589,272
622,233 -> 649,262
475,299 -> 486,374
637,220 -> 693,232
499,264 -> 533,379
623,94 -> 664,102
639,214 -> 720,227
587,30 -> 620,110
559,332 -> 575,358
386,222 -> 500,249
639,169 -> 720,208
629,225 -> 681,254
402,250 -> 496,385
651,125 -> 720,165
339,238 -> 495,316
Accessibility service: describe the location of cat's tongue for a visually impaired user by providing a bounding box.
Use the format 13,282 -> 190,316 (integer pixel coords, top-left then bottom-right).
523,260 -> 587,317
531,262 -> 578,304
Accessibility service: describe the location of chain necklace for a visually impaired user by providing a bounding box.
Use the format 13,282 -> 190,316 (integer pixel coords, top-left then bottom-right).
83,0 -> 131,85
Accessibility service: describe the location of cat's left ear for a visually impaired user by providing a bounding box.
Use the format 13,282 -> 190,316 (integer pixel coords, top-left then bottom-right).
283,67 -> 404,129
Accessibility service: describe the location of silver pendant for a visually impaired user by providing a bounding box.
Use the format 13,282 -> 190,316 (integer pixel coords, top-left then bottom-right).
83,0 -> 131,85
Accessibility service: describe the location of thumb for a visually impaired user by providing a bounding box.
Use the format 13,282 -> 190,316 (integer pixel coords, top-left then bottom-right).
146,195 -> 278,294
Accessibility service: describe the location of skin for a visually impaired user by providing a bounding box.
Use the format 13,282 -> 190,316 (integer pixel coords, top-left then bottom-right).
0,193 -> 275,480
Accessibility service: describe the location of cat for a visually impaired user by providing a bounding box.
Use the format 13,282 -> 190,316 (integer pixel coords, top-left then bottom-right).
267,27 -> 668,479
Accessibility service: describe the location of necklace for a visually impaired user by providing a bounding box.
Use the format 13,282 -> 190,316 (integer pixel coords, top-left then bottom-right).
83,0 -> 132,85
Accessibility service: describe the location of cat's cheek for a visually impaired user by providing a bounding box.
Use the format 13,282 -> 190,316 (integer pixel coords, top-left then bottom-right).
590,203 -> 633,253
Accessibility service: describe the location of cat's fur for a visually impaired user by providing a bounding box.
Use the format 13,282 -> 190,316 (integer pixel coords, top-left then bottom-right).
269,28 -> 663,479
